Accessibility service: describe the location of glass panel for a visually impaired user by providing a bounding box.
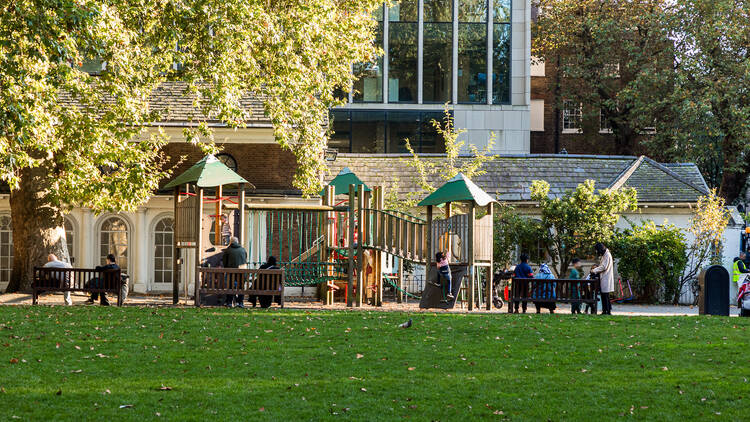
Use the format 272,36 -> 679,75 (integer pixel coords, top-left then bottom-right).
388,0 -> 418,21
420,112 -> 447,152
458,24 -> 488,103
492,24 -> 511,104
155,271 -> 162,283
459,0 -> 487,22
388,22 -> 418,103
386,112 -> 419,153
155,259 -> 163,271
155,233 -> 163,245
353,23 -> 383,103
165,233 -> 173,244
423,23 -> 453,103
351,111 -> 386,153
165,259 -> 173,270
329,111 -> 351,151
373,3 -> 384,21
493,0 -> 511,22
424,0 -> 453,22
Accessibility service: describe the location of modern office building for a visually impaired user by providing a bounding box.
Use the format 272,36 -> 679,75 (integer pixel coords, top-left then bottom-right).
329,0 -> 531,154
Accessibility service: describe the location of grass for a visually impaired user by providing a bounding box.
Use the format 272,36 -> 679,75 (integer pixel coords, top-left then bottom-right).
0,306 -> 748,421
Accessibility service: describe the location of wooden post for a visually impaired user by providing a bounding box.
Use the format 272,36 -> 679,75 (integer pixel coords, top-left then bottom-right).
467,201 -> 475,311
398,258 -> 405,303
356,184 -> 365,307
194,187 -> 204,306
425,205 -> 433,264
486,202 -> 494,310
445,202 -> 452,218
172,186 -> 180,304
214,185 -> 222,245
323,186 -> 332,305
238,183 -> 246,245
347,184 -> 355,307
376,186 -> 384,306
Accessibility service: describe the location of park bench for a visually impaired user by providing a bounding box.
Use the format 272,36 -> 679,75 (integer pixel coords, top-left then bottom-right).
196,268 -> 285,308
32,267 -> 124,306
508,278 -> 599,314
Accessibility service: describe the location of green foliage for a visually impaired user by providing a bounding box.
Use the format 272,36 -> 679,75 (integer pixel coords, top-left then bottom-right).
493,204 -> 548,270
0,0 -> 383,205
386,107 -> 496,213
530,179 -> 638,277
532,0 -> 676,154
533,0 -> 750,200
611,221 -> 688,303
2,306 -> 750,420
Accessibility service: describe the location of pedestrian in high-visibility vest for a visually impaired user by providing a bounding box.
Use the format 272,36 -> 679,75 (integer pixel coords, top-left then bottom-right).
733,251 -> 750,290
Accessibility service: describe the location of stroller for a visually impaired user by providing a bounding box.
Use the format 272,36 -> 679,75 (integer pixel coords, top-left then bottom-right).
738,276 -> 750,317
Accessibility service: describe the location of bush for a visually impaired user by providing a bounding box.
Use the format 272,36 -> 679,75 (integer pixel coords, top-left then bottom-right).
611,221 -> 688,303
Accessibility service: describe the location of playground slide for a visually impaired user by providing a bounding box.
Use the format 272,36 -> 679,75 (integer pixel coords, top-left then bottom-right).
288,235 -> 325,264
419,265 -> 468,309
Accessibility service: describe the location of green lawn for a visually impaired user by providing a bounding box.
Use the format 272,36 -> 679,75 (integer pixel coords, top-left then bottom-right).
0,306 -> 748,421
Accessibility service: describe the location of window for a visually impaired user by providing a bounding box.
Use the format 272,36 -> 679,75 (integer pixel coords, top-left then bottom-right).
100,216 -> 129,275
329,110 -> 449,153
423,0 -> 453,103
562,100 -> 582,133
388,0 -> 418,103
153,217 -> 174,285
492,7 -> 511,104
64,217 -> 75,264
0,215 -> 12,285
458,0 -> 487,103
599,108 -> 613,134
353,7 -> 384,103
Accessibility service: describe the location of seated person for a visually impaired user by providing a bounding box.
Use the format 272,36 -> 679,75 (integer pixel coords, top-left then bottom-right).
533,263 -> 556,314
250,256 -> 280,308
569,258 -> 583,314
86,254 -> 120,306
513,254 -> 534,313
43,254 -> 73,306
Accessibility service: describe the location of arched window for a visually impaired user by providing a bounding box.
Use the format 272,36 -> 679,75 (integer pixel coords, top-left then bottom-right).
64,217 -> 75,264
0,215 -> 12,284
100,216 -> 129,274
153,217 -> 174,284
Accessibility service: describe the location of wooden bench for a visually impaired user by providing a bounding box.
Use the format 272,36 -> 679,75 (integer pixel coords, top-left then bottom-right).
508,278 -> 599,314
196,268 -> 284,308
33,267 -> 124,306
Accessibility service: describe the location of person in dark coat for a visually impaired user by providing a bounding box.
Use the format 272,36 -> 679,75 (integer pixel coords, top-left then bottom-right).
86,254 -> 120,306
250,256 -> 280,308
222,236 -> 248,308
513,254 -> 534,313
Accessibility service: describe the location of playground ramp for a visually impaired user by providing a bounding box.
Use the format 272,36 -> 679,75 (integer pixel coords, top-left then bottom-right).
419,265 -> 469,309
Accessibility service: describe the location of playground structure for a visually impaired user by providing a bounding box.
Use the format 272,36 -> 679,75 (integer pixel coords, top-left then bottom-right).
169,161 -> 496,310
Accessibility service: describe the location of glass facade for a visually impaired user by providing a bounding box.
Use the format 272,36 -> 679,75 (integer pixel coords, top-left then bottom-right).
388,0 -> 418,103
353,7 -> 384,103
330,110 -> 449,153
344,0 -> 513,107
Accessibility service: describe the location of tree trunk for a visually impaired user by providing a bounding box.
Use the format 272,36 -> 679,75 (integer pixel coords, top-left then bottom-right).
6,164 -> 69,293
718,160 -> 750,203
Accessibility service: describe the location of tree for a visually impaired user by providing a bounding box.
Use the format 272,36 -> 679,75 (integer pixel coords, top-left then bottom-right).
387,108 -> 496,212
646,0 -> 750,201
493,203 -> 548,270
676,189 -> 729,304
0,0 -> 382,291
529,179 -> 638,277
611,221 -> 688,303
532,0 -> 676,155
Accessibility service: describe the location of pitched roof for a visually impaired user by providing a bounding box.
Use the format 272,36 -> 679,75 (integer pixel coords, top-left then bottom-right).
322,167 -> 370,196
325,154 -> 710,204
418,173 -> 497,206
164,155 -> 253,189
58,81 -> 271,125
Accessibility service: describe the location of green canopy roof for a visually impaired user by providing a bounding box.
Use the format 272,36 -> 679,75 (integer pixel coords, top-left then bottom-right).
164,155 -> 252,189
322,167 -> 370,196
418,173 -> 496,207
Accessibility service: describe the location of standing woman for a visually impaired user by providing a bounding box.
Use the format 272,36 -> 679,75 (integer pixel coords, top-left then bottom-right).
591,242 -> 614,315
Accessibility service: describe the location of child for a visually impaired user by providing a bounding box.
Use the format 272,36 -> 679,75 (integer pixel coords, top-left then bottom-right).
432,251 -> 455,301
569,258 -> 583,314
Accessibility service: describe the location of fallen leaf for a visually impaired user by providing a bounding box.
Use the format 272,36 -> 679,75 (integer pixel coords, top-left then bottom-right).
360,388 -> 367,392
119,405 -> 134,409
258,407 -> 265,412
494,410 -> 504,415
158,386 -> 173,391
104,389 -> 111,394
9,358 -> 18,364
662,367 -> 669,371
407,367 -> 415,371
356,353 -> 364,359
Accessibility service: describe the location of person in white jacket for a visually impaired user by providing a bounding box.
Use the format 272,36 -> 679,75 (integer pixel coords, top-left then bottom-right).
591,243 -> 614,315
